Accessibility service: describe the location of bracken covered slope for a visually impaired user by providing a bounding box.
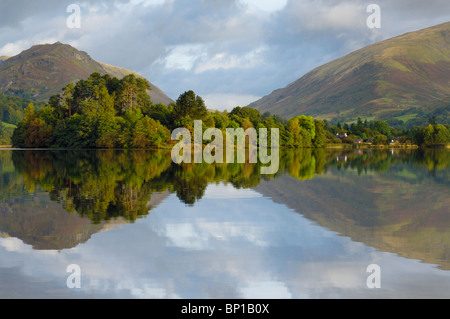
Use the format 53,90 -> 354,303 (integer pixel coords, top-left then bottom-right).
0,42 -> 173,105
249,22 -> 450,122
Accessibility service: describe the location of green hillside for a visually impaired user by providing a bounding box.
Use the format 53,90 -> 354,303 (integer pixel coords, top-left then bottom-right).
249,22 -> 450,125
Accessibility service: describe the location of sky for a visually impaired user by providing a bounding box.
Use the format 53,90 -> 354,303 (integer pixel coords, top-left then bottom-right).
0,0 -> 449,111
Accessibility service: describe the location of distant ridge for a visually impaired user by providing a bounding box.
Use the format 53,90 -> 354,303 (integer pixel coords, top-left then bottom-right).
249,22 -> 450,122
0,42 -> 173,105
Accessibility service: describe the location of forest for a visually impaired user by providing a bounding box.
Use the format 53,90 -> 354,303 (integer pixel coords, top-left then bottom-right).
4,72 -> 450,149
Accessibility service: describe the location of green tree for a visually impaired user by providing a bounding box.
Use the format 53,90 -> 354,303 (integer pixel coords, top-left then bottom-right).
372,134 -> 388,145
287,115 -> 316,148
11,103 -> 36,147
52,114 -> 96,149
296,115 -> 316,140
96,112 -> 121,148
433,124 -> 450,145
61,82 -> 75,117
258,116 -> 286,147
11,73 -> 173,149
210,111 -> 230,130
424,124 -> 450,145
287,117 -> 313,148
410,126 -> 425,146
230,106 -> 261,128
11,122 -> 25,147
132,116 -> 171,149
312,120 -> 326,148
37,105 -> 58,128
371,120 -> 392,140
174,90 -> 207,121
96,85 -> 116,114
144,102 -> 174,129
117,74 -> 152,112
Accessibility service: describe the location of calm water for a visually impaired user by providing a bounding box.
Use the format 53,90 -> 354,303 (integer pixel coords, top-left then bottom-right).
0,148 -> 449,298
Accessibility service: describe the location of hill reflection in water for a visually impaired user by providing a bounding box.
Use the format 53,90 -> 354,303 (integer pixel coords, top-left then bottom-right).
0,148 -> 449,275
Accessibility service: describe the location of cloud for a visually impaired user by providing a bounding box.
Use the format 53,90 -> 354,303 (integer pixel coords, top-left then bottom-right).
163,43 -> 207,71
241,0 -> 288,13
0,237 -> 30,253
240,280 -> 292,299
0,0 -> 449,107
279,0 -> 366,32
203,93 -> 262,111
194,46 -> 266,74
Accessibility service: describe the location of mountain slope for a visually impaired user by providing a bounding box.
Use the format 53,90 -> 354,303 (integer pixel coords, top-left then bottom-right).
0,42 -> 173,105
249,22 -> 450,122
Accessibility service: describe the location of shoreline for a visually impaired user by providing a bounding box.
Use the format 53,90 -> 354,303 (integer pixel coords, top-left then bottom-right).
2,143 -> 448,151
325,143 -> 420,149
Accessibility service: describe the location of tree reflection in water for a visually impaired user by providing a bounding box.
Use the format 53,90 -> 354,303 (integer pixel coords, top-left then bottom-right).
4,148 -> 448,224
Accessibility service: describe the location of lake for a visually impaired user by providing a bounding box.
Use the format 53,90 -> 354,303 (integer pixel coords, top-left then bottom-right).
0,148 -> 449,298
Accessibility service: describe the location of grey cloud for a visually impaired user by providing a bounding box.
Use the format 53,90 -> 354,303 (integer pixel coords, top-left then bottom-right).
0,0 -> 63,28
0,0 -> 449,106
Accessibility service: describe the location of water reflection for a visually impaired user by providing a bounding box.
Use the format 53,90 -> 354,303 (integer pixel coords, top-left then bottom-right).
256,153 -> 450,270
8,149 -> 448,209
0,148 -> 449,298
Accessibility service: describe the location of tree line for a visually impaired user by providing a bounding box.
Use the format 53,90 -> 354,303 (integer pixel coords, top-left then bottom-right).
8,72 -> 450,149
322,116 -> 450,147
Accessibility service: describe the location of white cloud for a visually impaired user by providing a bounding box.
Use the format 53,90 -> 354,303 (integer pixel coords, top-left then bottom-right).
282,0 -> 366,33
194,46 -> 266,73
203,93 -> 262,111
240,280 -> 292,299
0,237 -> 59,256
203,184 -> 262,199
163,43 -> 207,71
163,223 -> 209,250
0,42 -> 27,56
241,0 -> 288,13
115,0 -> 168,10
0,237 -> 30,253
314,2 -> 366,30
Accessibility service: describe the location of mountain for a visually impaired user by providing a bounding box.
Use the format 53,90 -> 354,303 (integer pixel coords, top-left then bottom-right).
0,42 -> 173,105
0,192 -> 112,250
249,22 -> 450,123
254,160 -> 450,270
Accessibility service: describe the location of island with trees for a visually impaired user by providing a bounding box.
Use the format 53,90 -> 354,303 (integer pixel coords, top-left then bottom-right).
2,73 -> 449,149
